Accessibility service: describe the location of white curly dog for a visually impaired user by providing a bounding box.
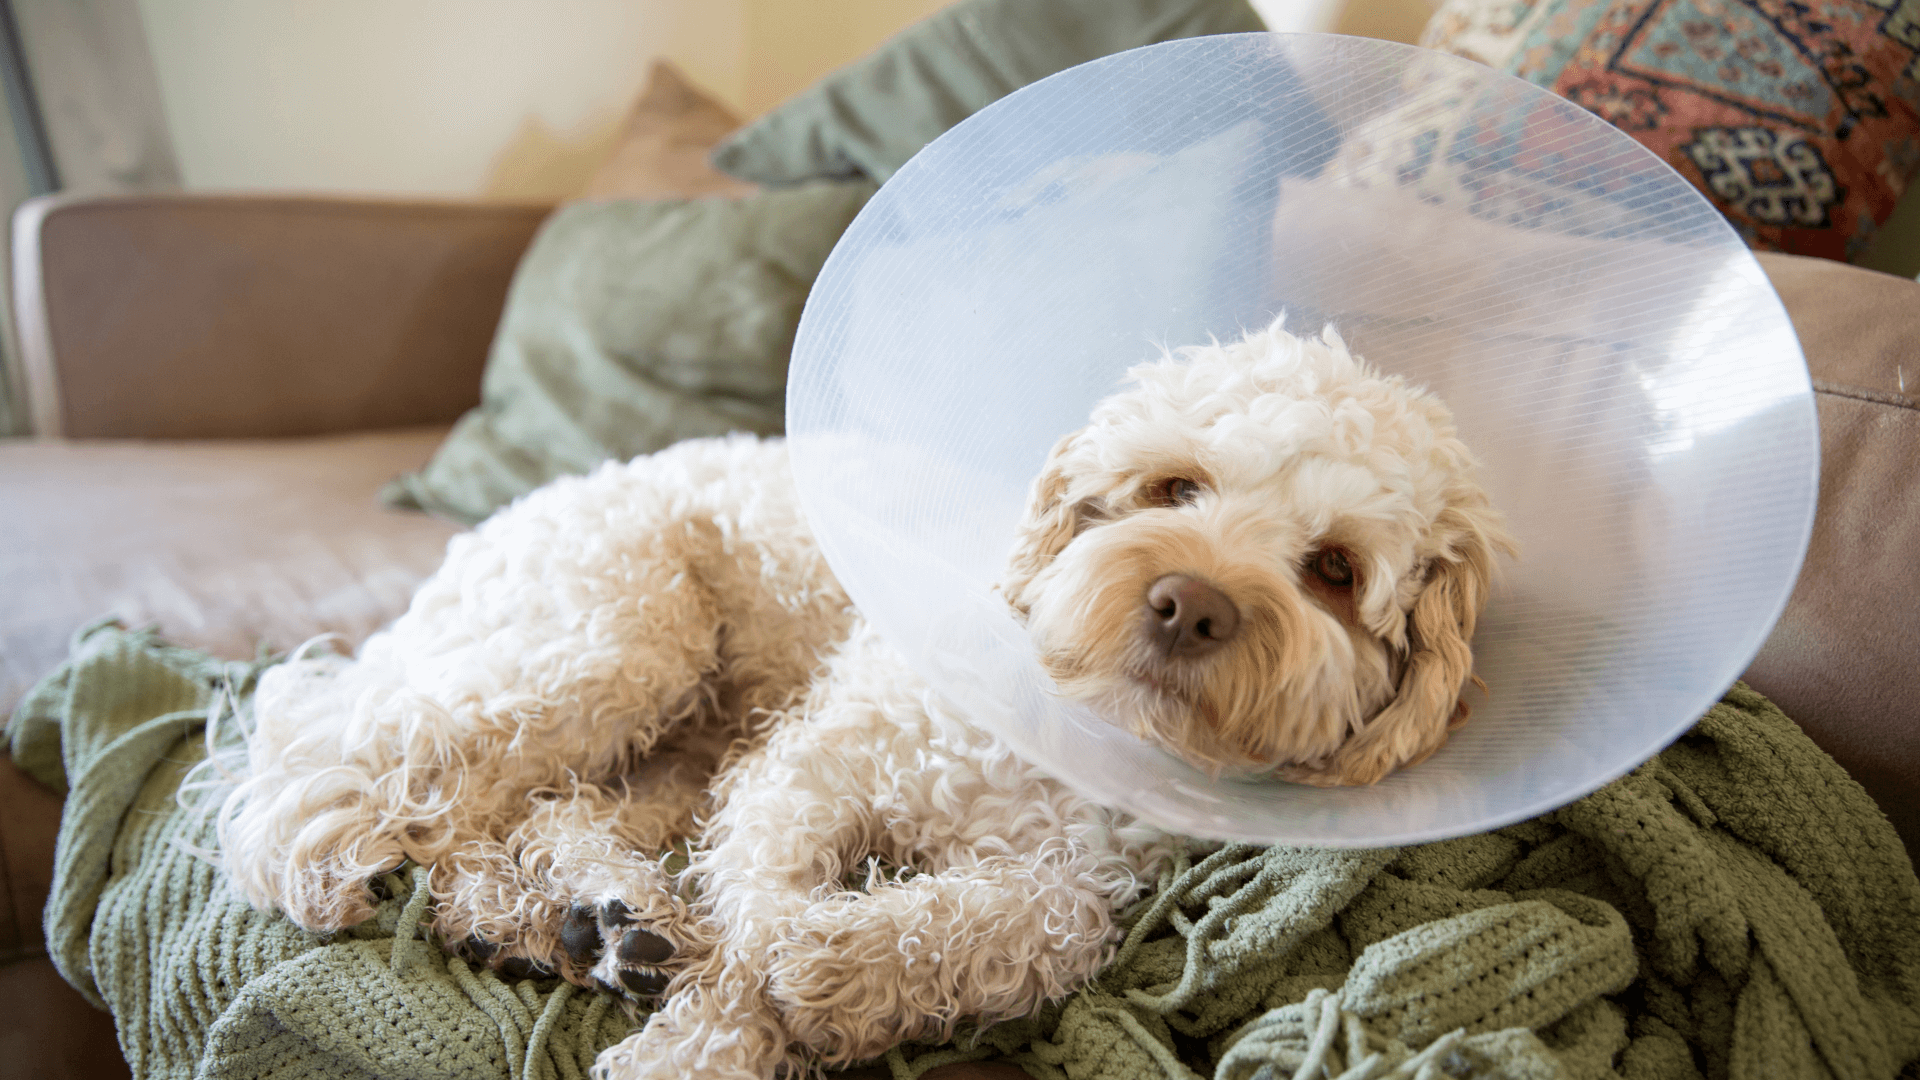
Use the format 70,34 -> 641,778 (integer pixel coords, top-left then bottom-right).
217,321 -> 1511,1079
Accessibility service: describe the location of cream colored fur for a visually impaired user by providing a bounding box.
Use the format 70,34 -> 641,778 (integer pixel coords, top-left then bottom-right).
1006,321 -> 1513,783
215,320 -> 1509,1079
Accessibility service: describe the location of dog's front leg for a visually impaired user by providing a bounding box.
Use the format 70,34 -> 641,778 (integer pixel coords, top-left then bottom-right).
594,626 -> 1161,1079
593,848 -> 1117,1080
588,864 -> 809,1079
594,963 -> 791,1080
601,753 -> 861,1079
594,685 -> 917,1079
430,768 -> 705,990
765,846 -> 1120,1060
685,750 -> 1123,1070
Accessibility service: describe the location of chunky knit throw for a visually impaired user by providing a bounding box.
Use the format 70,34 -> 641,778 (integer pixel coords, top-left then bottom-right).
11,623 -> 1920,1079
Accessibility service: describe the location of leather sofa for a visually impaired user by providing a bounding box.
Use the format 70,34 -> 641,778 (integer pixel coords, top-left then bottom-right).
2,192 -> 1914,1079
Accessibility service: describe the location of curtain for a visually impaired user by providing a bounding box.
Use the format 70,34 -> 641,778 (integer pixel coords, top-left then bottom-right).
0,0 -> 178,435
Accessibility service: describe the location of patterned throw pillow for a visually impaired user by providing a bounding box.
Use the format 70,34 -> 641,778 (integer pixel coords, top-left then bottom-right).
1421,0 -> 1920,260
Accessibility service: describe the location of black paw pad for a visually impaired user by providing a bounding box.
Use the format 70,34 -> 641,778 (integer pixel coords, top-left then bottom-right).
498,956 -> 555,980
457,936 -> 499,963
599,899 -> 634,927
560,905 -> 603,964
617,928 -> 674,965
618,967 -> 671,996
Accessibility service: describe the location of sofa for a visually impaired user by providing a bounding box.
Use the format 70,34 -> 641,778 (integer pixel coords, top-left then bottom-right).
0,193 -> 528,1080
4,3 -> 1919,1071
3,186 -> 1918,1080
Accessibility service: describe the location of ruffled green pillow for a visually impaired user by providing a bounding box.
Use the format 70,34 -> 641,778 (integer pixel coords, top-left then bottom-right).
710,0 -> 1268,186
383,181 -> 874,525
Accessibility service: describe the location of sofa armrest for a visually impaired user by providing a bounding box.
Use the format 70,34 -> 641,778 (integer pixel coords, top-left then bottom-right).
12,193 -> 551,439
1745,252 -> 1920,866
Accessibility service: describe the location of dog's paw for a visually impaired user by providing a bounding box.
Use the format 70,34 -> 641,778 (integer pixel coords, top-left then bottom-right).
447,934 -> 562,980
558,899 -> 680,999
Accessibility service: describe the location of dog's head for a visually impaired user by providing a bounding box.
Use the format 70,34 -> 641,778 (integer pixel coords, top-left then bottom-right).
1000,321 -> 1514,784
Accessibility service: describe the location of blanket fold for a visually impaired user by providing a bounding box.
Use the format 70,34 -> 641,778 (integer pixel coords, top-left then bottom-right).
899,685 -> 1919,1080
8,624 -> 636,1080
10,624 -> 1919,1080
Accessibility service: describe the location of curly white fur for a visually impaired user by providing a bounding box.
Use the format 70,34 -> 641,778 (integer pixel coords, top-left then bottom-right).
1006,321 -> 1514,784
215,320 -> 1510,1079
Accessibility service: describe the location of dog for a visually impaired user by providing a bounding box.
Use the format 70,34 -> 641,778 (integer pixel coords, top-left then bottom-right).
215,319 -> 1511,1079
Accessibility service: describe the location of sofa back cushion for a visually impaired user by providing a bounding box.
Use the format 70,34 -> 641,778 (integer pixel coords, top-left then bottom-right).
1745,253 -> 1920,865
13,196 -> 545,439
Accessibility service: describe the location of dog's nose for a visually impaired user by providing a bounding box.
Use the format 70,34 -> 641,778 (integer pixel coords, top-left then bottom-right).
1144,574 -> 1239,658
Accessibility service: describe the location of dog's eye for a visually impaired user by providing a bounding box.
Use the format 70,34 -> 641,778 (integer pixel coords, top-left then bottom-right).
1149,476 -> 1204,507
1310,547 -> 1354,588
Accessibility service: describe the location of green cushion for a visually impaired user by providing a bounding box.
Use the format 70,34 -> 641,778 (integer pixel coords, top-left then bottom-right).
383,182 -> 874,525
709,0 -> 1269,186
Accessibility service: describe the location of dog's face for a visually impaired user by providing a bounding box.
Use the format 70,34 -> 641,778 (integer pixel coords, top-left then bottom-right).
1001,323 -> 1514,786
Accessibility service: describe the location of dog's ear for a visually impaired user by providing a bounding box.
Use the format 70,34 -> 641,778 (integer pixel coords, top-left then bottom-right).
1001,428 -> 1095,616
1294,499 -> 1512,786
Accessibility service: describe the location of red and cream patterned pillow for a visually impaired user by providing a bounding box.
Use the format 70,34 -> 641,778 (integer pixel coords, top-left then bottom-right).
1421,0 -> 1920,260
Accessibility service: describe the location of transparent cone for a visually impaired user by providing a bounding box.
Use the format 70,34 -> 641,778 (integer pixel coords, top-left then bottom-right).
786,33 -> 1817,845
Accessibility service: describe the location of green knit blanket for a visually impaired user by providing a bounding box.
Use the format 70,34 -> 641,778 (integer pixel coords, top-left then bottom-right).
10,623 -> 1920,1080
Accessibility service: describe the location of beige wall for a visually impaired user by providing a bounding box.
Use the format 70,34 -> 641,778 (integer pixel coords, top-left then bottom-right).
740,0 -> 951,117
133,0 -> 1450,203
135,0 -> 948,201
1251,0 -> 1436,43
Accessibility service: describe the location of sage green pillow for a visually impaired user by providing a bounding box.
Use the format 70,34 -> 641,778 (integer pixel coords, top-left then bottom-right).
383,181 -> 875,525
709,0 -> 1268,186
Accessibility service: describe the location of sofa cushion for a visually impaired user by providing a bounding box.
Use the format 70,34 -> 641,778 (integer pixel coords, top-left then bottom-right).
0,428 -> 460,716
1745,252 -> 1920,865
14,197 -> 546,440
1419,0 -> 1920,262
380,182 -> 874,525
708,0 -> 1269,186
